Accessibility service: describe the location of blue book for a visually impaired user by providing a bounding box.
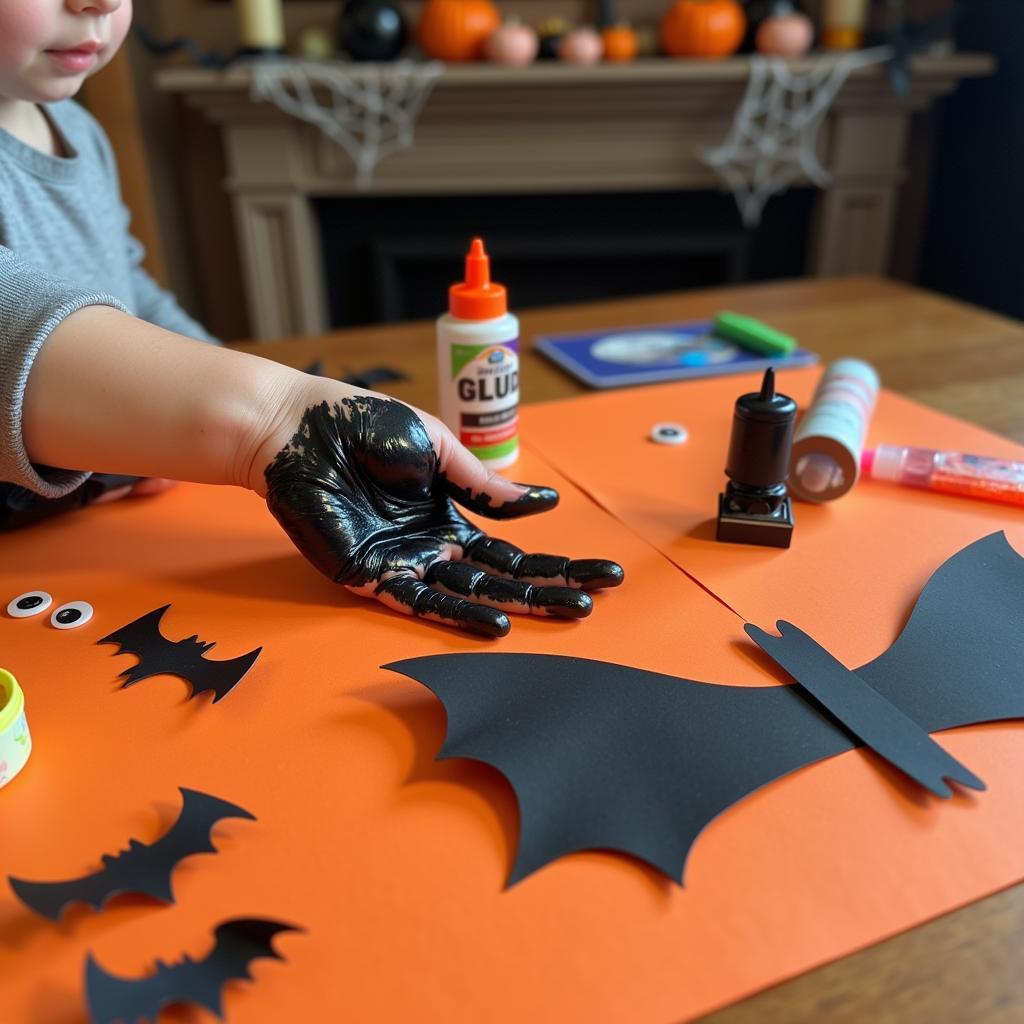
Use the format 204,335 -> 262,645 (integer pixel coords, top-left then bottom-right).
535,319 -> 817,389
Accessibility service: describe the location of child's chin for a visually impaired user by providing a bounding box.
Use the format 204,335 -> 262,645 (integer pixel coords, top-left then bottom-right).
28,75 -> 88,104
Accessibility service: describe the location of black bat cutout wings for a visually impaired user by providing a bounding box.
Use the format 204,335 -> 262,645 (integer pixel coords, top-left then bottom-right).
385,532 -> 1024,886
85,917 -> 300,1024
98,606 -> 262,703
8,789 -> 255,920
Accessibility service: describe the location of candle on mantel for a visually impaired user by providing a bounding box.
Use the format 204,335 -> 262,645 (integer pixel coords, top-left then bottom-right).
820,0 -> 868,50
235,0 -> 286,54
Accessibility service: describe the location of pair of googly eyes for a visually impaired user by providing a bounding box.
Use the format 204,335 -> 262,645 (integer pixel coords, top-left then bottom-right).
6,592 -> 93,630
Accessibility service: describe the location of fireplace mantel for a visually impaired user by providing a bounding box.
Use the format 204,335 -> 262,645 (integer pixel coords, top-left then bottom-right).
158,54 -> 993,339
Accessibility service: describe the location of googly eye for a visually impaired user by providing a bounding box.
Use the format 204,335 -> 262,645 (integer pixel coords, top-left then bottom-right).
650,422 -> 688,446
7,591 -> 53,618
51,601 -> 94,630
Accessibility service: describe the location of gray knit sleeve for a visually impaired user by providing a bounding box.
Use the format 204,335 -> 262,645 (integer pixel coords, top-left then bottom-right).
0,244 -> 127,497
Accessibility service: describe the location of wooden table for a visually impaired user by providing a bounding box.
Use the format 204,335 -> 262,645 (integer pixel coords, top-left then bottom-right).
232,275 -> 1024,1023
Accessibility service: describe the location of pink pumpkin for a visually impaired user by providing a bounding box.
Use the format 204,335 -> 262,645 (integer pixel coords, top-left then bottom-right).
756,11 -> 814,56
558,27 -> 603,64
484,21 -> 539,65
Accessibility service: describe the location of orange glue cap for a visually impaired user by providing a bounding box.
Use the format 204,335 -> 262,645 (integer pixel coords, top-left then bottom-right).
449,238 -> 507,320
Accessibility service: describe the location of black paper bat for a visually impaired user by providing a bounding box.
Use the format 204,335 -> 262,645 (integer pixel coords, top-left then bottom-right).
98,605 -> 262,702
8,788 -> 255,920
85,917 -> 300,1024
385,532 -> 1024,886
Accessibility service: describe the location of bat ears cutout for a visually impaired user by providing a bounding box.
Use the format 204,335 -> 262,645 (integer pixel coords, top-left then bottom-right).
98,605 -> 262,703
8,788 -> 256,920
85,917 -> 301,1024
385,532 -> 1024,887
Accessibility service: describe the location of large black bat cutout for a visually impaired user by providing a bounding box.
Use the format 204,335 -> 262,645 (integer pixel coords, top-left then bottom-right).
385,532 -> 1024,886
8,789 -> 255,920
85,917 -> 300,1024
98,606 -> 262,703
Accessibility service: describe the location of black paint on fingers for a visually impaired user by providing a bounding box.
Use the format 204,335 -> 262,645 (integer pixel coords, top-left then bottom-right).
463,537 -> 624,591
566,559 -> 625,591
424,561 -> 593,619
462,537 -> 560,579
375,575 -> 511,638
443,477 -> 559,520
532,586 -> 592,618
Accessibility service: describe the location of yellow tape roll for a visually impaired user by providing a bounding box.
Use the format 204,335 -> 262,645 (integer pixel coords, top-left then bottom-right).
0,669 -> 31,789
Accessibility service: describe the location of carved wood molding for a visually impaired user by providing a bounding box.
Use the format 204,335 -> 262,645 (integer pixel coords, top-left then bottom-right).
156,54 -> 994,338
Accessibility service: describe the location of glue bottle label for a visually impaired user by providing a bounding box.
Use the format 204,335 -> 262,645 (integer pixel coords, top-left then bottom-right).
448,340 -> 520,463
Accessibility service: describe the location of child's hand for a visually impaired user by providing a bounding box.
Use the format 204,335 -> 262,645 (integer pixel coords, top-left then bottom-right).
250,384 -> 623,637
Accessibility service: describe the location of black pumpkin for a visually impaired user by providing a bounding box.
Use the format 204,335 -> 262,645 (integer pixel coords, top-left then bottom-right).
338,0 -> 409,61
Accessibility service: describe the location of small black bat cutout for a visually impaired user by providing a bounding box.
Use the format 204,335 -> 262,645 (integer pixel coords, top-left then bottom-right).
85,917 -> 300,1024
386,532 -> 1024,885
98,606 -> 262,702
8,788 -> 255,920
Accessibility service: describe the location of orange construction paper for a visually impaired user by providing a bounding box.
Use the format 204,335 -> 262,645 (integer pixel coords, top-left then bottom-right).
0,443 -> 1022,1024
521,368 -> 1024,668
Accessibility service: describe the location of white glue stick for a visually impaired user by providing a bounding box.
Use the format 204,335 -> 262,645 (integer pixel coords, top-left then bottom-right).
789,358 -> 879,503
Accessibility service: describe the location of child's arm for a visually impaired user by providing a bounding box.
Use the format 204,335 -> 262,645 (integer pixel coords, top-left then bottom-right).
22,303 -> 296,490
22,304 -> 623,635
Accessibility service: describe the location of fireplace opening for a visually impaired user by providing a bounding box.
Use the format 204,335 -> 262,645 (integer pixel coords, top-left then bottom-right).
316,188 -> 816,328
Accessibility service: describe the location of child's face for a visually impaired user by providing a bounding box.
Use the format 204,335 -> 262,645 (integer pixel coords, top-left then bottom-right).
0,0 -> 133,105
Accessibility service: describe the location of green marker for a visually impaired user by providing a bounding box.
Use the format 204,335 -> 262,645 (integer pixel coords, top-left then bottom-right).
714,311 -> 797,357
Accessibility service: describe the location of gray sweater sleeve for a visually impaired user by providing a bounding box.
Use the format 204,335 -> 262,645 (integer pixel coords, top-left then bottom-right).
0,243 -> 127,497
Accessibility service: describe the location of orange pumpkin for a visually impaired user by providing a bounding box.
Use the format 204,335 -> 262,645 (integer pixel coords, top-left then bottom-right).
418,0 -> 501,61
660,0 -> 746,58
601,23 -> 639,62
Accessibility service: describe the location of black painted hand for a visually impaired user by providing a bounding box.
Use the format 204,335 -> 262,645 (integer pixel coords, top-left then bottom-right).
262,395 -> 623,637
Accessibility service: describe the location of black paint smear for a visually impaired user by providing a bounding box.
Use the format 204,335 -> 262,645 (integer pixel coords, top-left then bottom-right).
263,398 -> 622,635
265,398 -> 477,585
387,533 -> 1024,884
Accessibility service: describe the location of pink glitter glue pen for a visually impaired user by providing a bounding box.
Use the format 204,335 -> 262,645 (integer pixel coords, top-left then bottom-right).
861,445 -> 1024,509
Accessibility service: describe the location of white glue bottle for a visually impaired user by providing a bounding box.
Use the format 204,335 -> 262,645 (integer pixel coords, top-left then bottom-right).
436,238 -> 520,470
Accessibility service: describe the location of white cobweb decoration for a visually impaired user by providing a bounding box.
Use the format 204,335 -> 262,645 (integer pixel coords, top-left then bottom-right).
703,47 -> 893,228
248,59 -> 444,189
